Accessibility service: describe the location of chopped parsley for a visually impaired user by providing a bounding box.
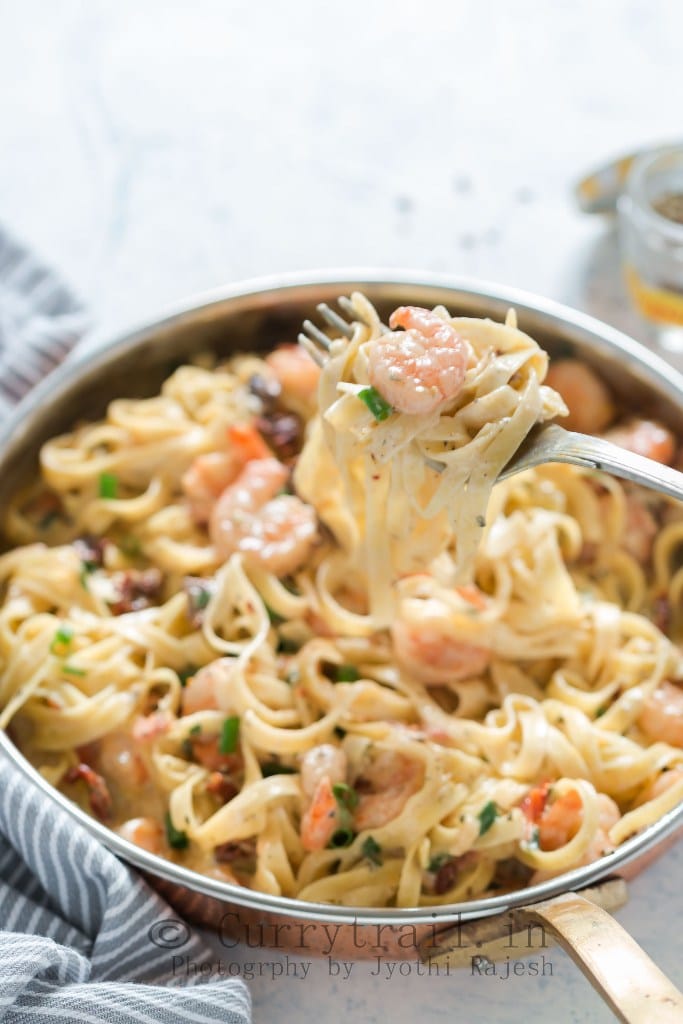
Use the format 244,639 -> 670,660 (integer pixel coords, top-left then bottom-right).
357,386 -> 393,422
165,812 -> 189,850
361,836 -> 382,866
528,826 -> 541,850
219,715 -> 240,754
476,515 -> 486,528
50,624 -> 74,655
477,801 -> 499,836
188,724 -> 202,736
595,706 -> 607,718
98,472 -> 118,499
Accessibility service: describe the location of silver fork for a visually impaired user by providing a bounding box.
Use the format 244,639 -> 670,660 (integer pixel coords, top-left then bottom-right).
299,299 -> 683,502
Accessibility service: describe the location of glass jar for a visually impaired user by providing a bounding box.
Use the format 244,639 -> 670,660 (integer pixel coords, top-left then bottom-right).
618,145 -> 683,353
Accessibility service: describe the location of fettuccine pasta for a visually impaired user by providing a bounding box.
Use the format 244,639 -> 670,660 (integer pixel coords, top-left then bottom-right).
1,294 -> 681,908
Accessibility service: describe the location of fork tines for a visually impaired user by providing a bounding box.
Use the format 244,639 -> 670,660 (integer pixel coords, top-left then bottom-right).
298,299 -> 361,365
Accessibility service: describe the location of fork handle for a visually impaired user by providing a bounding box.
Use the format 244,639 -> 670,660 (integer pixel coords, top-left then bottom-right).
557,430 -> 683,502
507,424 -> 683,502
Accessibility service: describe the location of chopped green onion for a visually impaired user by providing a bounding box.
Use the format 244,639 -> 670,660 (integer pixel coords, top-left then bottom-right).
332,782 -> 359,812
261,762 -> 297,777
334,664 -> 360,683
357,387 -> 393,422
165,812 -> 189,850
50,624 -> 74,654
477,800 -> 499,836
189,724 -> 202,736
329,827 -> 355,848
98,472 -> 118,499
194,587 -> 211,610
219,715 -> 240,754
177,665 -> 198,687
62,664 -> 86,677
361,836 -> 382,866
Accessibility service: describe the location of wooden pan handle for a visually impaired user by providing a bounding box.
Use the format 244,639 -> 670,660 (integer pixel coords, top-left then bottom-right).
420,879 -> 683,1024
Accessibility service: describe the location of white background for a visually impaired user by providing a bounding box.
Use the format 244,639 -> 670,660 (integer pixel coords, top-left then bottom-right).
1,2 -> 681,1020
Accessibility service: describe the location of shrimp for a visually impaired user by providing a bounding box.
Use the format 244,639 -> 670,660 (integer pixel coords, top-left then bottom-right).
353,749 -> 424,831
299,745 -> 348,852
636,767 -> 683,805
367,306 -> 469,415
266,344 -> 321,401
132,711 -> 173,742
300,743 -> 347,799
544,359 -> 615,433
637,680 -> 683,748
182,452 -> 241,524
522,785 -> 619,848
117,817 -> 163,854
182,423 -> 272,523
392,597 -> 491,684
210,457 -> 318,576
191,734 -> 242,774
300,775 -> 342,851
524,786 -> 620,885
96,732 -> 148,789
604,418 -> 676,466
181,658 -> 236,714
535,788 -> 582,851
622,492 -> 658,564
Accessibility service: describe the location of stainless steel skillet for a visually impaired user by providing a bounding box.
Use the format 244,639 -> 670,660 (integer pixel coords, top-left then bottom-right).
0,271 -> 681,1022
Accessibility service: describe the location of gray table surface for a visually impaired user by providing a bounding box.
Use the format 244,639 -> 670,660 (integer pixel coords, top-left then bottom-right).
1,1 -> 681,1021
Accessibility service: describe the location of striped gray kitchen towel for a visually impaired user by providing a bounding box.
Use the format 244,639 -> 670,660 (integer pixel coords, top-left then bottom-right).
0,227 -> 251,1023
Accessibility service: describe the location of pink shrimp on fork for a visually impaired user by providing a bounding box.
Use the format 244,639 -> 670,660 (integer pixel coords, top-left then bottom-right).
367,306 -> 469,415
